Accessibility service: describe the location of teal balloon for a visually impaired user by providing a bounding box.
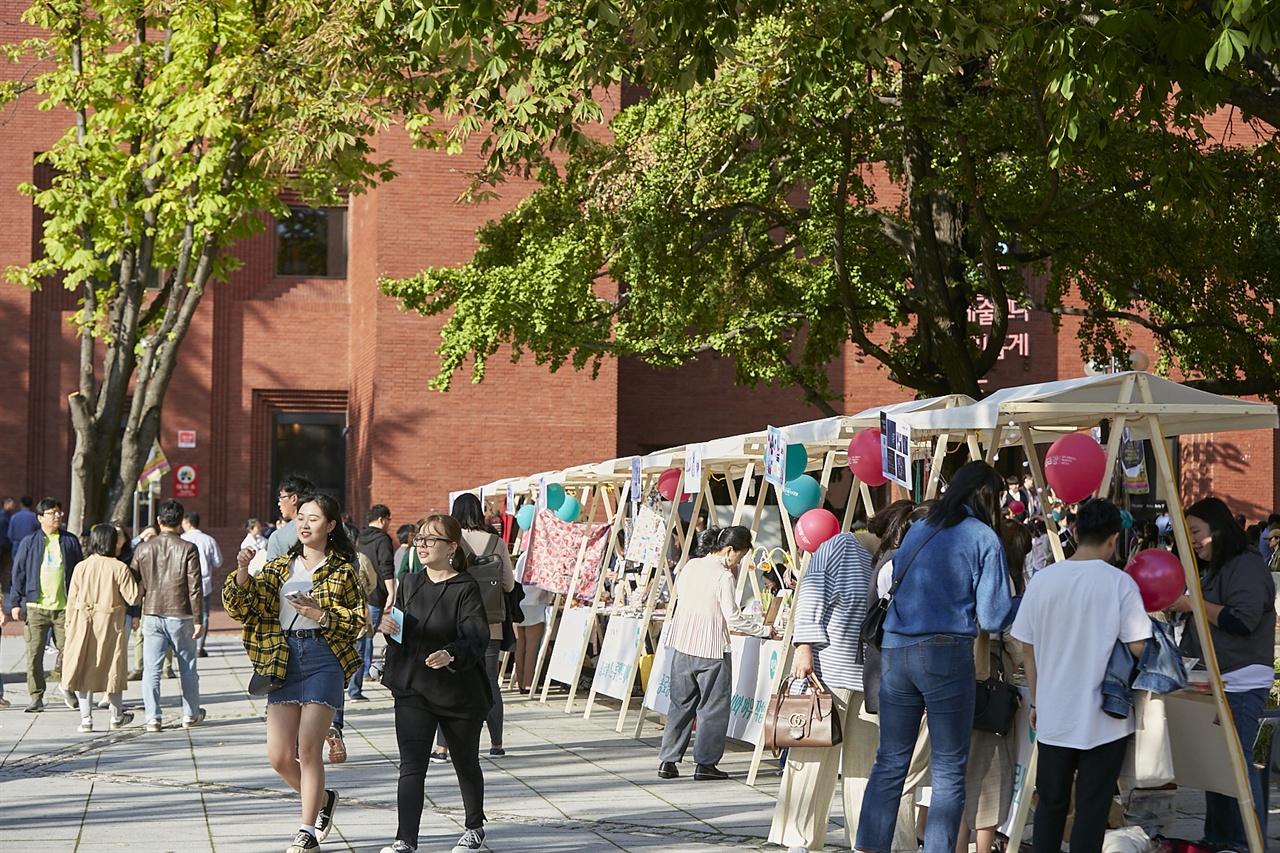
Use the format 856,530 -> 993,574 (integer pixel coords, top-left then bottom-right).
785,444 -> 808,481
556,495 -> 581,522
781,475 -> 822,517
543,482 -> 566,511
1121,510 -> 1134,529
516,505 -> 536,529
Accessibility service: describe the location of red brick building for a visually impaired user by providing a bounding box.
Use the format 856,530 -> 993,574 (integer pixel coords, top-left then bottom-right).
2,12 -> 1276,564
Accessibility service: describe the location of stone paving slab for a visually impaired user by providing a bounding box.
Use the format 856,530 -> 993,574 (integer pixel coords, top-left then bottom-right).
3,631 -> 1280,852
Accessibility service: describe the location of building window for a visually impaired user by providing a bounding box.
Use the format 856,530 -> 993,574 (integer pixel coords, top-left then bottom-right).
275,207 -> 347,278
271,412 -> 347,516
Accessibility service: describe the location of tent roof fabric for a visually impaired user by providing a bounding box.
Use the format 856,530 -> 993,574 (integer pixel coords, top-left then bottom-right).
896,372 -> 1278,444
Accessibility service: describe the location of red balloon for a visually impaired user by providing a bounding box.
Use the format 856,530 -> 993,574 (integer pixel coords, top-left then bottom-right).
795,508 -> 841,553
657,467 -> 685,501
847,428 -> 887,487
1126,548 -> 1185,612
1008,500 -> 1025,515
1043,433 -> 1107,503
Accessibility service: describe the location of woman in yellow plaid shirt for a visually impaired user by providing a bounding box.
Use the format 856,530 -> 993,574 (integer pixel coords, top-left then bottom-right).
224,493 -> 364,853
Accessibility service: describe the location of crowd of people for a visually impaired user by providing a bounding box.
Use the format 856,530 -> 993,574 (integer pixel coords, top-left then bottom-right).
0,467 -> 1276,853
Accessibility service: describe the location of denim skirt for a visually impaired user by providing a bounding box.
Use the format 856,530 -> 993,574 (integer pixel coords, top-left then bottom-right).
267,635 -> 345,710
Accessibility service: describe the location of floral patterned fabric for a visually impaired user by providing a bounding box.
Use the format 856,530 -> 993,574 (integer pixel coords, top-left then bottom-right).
522,510 -> 610,600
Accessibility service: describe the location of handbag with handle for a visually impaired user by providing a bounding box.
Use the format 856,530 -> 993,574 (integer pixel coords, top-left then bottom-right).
972,634 -> 1020,735
763,674 -> 844,756
860,524 -> 943,657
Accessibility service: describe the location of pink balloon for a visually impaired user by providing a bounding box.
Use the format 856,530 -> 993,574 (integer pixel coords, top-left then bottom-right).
1126,548 -> 1185,611
847,428 -> 887,487
657,467 -> 685,501
795,508 -> 840,553
1043,433 -> 1107,503
1008,500 -> 1025,515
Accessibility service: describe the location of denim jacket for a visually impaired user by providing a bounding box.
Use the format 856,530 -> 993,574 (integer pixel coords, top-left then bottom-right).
1101,617 -> 1187,718
1132,619 -> 1187,694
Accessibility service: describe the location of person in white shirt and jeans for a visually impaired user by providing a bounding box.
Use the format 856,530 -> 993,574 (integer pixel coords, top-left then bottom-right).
1011,499 -> 1150,853
181,512 -> 223,658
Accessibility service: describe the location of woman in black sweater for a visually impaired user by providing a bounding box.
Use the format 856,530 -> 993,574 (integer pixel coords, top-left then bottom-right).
377,514 -> 493,853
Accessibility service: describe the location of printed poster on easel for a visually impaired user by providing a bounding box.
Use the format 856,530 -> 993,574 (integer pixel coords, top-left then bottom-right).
880,412 -> 912,490
624,504 -> 666,569
764,426 -> 785,487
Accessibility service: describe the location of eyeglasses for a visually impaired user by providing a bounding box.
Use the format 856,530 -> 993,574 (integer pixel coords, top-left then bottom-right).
41,509 -> 63,517
412,536 -> 449,547
277,493 -> 296,502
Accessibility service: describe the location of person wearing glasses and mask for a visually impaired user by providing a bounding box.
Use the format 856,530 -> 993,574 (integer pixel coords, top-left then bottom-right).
267,474 -> 318,559
6,498 -> 84,713
377,515 -> 492,853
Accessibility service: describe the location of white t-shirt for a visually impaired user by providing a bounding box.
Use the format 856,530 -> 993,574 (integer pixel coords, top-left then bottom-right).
278,557 -> 324,631
1011,558 -> 1152,750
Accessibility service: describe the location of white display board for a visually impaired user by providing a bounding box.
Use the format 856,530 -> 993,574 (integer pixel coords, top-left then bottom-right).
641,628 -> 785,747
546,606 -> 595,686
591,616 -> 645,700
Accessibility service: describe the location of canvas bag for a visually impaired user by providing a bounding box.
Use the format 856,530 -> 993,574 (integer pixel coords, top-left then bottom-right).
1119,690 -> 1175,788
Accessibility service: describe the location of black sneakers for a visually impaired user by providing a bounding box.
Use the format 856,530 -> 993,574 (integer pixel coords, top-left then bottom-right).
315,789 -> 338,841
285,829 -> 319,852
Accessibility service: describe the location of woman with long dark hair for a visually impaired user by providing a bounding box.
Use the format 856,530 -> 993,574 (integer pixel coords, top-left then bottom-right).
62,523 -> 142,732
450,492 -> 515,756
1171,497 -> 1275,851
855,461 -> 1013,853
224,493 -> 364,853
378,514 -> 492,853
657,525 -> 772,781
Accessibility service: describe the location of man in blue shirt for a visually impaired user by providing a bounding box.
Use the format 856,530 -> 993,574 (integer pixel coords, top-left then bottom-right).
6,496 -> 38,551
0,495 -> 14,593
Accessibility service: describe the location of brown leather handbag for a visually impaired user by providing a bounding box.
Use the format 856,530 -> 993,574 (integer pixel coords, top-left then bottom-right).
763,674 -> 843,756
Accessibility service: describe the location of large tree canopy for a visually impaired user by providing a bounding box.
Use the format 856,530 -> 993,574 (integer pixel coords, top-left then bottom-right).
2,0 -> 394,530
380,0 -> 1280,407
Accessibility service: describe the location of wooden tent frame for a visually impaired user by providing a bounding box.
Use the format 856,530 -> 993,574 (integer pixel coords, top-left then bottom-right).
898,371 -> 1278,853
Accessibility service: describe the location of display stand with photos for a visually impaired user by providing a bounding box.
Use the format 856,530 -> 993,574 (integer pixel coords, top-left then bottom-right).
897,371 -> 1278,853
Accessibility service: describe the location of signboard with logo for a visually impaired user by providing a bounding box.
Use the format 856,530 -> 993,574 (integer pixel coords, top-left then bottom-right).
591,616 -> 645,700
177,430 -> 196,449
174,464 -> 198,498
546,606 -> 595,686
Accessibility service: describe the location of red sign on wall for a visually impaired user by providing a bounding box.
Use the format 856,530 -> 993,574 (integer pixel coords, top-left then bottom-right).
174,464 -> 199,498
177,430 -> 197,448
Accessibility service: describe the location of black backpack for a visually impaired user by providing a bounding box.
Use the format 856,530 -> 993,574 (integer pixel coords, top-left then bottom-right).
466,533 -> 506,623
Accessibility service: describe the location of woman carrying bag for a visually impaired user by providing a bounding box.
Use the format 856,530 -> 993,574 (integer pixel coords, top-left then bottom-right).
378,514 -> 493,853
224,494 -> 364,853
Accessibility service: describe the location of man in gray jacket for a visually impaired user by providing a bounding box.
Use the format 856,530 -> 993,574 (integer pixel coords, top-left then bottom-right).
134,499 -> 204,732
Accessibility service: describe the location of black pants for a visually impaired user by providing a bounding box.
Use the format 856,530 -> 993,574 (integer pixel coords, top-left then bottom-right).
394,695 -> 486,845
1033,736 -> 1128,853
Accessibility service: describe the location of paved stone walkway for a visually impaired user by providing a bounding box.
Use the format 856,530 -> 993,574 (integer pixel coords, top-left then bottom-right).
0,629 -> 1276,851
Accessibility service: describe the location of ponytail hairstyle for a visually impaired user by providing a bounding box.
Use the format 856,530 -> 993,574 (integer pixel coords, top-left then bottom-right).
420,514 -> 469,572
692,528 -> 721,558
707,525 -> 752,554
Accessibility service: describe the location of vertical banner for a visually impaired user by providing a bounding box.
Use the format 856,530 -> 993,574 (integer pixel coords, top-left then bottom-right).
881,413 -> 912,490
506,483 -> 516,515
683,445 -> 702,491
1120,428 -> 1150,494
631,456 -> 642,505
764,426 -> 786,488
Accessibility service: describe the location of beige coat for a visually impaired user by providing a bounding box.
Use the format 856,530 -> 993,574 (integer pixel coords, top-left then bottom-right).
62,554 -> 142,694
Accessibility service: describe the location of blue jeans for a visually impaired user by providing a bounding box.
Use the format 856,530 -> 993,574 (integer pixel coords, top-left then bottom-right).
856,635 -> 976,853
363,605 -> 384,678
197,594 -> 210,652
1204,687 -> 1269,850
142,615 -> 201,722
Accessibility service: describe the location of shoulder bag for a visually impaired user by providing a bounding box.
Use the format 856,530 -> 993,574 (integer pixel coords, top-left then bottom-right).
763,674 -> 843,756
860,524 -> 943,654
247,614 -> 298,696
